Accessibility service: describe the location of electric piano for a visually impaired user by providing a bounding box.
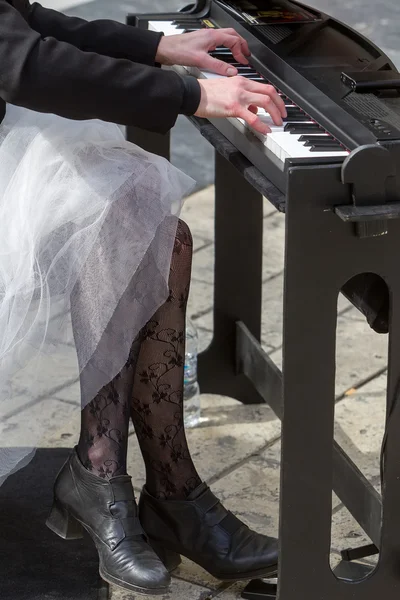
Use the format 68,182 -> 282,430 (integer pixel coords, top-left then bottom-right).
127,2 -> 400,599
144,0 -> 400,196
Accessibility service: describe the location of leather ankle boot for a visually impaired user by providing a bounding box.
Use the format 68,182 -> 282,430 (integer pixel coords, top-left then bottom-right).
46,448 -> 171,595
138,482 -> 278,581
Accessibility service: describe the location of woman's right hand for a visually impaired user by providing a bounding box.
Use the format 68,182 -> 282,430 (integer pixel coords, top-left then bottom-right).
194,76 -> 287,135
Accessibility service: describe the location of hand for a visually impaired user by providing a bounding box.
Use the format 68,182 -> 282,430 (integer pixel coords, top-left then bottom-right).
155,28 -> 251,76
194,76 -> 287,134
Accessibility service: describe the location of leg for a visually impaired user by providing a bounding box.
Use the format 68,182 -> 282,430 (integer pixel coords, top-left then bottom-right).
129,219 -> 202,500
127,221 -> 278,580
76,336 -> 141,478
75,218 -> 201,493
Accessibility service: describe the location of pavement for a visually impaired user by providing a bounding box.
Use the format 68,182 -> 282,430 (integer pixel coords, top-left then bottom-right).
12,1 -> 400,598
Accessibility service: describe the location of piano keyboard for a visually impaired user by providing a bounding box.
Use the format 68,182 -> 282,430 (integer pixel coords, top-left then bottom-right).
149,20 -> 349,163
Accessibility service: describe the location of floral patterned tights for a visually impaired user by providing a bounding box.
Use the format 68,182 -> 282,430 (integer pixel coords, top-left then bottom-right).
77,220 -> 202,500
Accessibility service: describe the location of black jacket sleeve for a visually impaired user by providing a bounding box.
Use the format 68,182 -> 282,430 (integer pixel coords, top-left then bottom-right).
0,1 -> 201,133
27,2 -> 164,66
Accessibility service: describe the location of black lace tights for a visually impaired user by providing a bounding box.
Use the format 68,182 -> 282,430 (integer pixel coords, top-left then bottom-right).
77,220 -> 202,500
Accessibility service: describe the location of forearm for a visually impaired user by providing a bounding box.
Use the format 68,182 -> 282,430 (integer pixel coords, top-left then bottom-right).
27,2 -> 163,66
0,1 -> 198,133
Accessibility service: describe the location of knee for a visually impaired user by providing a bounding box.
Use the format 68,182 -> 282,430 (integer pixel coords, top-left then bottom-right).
176,219 -> 193,248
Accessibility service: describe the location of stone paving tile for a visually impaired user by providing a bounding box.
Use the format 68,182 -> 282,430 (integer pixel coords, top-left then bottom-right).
331,504 -> 373,557
186,213 -> 285,288
53,378 -> 81,404
174,186 -> 280,248
171,556 -> 223,593
214,581 -> 260,599
197,326 -> 213,354
180,186 -> 215,246
4,345 -> 79,414
188,277 -> 213,324
109,577 -> 214,600
128,394 -> 280,493
210,442 -> 281,537
334,373 -> 386,490
1,394 -> 80,448
268,304 -> 388,396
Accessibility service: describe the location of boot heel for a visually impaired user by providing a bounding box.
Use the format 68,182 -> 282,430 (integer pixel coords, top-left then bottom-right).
149,539 -> 182,572
46,500 -> 84,540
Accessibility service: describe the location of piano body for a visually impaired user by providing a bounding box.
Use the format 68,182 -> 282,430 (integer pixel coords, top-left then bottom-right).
127,2 -> 400,599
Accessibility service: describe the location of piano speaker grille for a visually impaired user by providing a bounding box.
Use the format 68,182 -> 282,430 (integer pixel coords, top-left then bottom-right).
344,93 -> 400,131
255,25 -> 293,44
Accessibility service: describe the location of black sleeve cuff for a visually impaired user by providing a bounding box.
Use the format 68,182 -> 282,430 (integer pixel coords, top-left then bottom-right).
180,76 -> 201,116
123,27 -> 164,66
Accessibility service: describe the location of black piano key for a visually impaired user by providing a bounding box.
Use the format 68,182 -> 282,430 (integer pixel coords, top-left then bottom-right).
240,73 -> 265,80
303,139 -> 336,145
304,139 -> 341,147
209,54 -> 239,63
283,116 -> 311,122
172,20 -> 202,28
285,106 -> 306,112
244,76 -> 267,82
298,134 -> 331,142
285,124 -> 322,133
309,145 -> 342,152
279,94 -> 294,102
286,107 -> 308,117
236,66 -> 258,72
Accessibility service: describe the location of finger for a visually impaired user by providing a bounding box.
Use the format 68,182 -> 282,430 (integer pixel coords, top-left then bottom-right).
219,33 -> 249,65
223,29 -> 251,56
246,82 -> 287,118
246,93 -> 283,126
237,107 -> 271,134
221,28 -> 251,56
241,38 -> 251,58
200,54 -> 238,76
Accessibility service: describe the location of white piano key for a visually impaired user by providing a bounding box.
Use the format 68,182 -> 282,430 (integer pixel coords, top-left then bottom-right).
148,20 -> 184,36
239,114 -> 348,160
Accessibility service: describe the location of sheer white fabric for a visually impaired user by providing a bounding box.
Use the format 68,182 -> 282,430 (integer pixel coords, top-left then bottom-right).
0,105 -> 195,484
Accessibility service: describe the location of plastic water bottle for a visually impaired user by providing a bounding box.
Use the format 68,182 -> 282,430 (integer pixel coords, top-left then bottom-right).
184,318 -> 201,427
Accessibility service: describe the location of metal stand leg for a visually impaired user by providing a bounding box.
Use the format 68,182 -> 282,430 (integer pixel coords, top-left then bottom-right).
197,151 -> 265,404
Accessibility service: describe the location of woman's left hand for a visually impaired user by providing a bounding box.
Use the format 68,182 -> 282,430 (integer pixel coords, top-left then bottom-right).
155,28 -> 251,76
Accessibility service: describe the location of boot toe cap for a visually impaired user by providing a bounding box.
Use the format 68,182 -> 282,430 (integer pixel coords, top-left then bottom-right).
232,531 -> 279,574
102,541 -> 171,592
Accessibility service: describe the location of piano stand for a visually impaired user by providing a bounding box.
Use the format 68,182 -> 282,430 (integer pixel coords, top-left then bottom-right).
126,114 -> 400,599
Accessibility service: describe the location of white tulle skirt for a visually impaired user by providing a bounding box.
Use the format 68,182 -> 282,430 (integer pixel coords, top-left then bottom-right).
0,105 -> 195,484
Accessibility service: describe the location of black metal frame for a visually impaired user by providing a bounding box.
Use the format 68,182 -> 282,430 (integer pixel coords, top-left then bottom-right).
126,14 -> 400,599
